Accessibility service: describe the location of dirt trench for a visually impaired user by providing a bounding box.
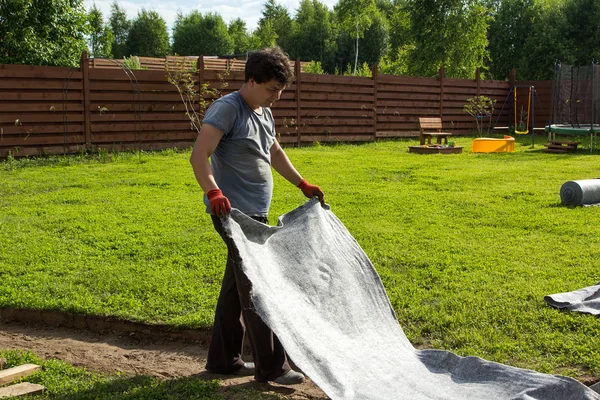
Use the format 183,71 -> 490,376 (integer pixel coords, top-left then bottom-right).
0,317 -> 329,399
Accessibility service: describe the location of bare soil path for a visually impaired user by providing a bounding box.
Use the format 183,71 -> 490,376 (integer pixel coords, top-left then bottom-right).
0,320 -> 329,399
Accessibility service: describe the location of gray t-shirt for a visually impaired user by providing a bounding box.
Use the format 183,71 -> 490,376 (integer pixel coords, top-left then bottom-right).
202,91 -> 276,217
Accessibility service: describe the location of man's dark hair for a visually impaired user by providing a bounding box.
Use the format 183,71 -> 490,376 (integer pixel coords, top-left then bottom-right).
245,47 -> 294,86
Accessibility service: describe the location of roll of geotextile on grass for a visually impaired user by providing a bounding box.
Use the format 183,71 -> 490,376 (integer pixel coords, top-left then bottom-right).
560,179 -> 600,206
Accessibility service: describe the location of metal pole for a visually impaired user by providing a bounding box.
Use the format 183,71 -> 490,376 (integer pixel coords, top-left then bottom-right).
592,62 -> 596,153
531,86 -> 535,148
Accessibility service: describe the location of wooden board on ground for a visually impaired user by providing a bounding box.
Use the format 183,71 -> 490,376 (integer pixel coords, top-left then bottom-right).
0,382 -> 45,398
409,145 -> 463,154
0,364 -> 40,385
543,140 -> 580,153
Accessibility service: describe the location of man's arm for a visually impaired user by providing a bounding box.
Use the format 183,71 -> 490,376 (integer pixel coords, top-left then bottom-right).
190,123 -> 223,192
270,139 -> 303,185
270,139 -> 325,205
190,124 -> 231,216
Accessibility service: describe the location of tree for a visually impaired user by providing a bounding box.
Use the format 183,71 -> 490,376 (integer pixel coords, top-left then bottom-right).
109,1 -> 131,58
375,0 -> 395,18
228,18 -> 252,54
172,11 -> 233,56
377,0 -> 413,75
386,0 -> 412,61
291,0 -> 337,69
335,0 -> 378,74
251,19 -> 279,48
486,0 -> 537,80
358,10 -> 389,66
258,0 -> 296,52
487,0 -> 570,80
332,28 -> 357,74
407,0 -> 491,78
518,0 -> 570,80
127,9 -> 170,57
0,0 -> 89,66
88,4 -> 114,58
563,0 -> 600,65
463,95 -> 496,135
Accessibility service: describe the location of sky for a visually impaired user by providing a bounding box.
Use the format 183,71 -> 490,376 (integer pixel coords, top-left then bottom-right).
84,0 -> 338,33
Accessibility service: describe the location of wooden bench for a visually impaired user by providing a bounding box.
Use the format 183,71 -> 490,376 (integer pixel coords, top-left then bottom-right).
543,140 -> 580,153
418,117 -> 454,145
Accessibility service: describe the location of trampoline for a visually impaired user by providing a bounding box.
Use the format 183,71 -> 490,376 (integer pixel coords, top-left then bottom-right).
547,62 -> 600,150
546,124 -> 600,135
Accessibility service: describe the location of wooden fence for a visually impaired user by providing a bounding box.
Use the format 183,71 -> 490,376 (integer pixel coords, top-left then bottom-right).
90,56 -> 312,73
0,53 -> 551,158
91,56 -> 248,71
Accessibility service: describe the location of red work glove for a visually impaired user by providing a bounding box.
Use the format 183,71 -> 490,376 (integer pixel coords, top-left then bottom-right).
207,189 -> 231,217
297,178 -> 325,205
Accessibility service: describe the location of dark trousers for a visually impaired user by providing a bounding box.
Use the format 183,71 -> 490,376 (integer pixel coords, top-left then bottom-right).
206,215 -> 290,381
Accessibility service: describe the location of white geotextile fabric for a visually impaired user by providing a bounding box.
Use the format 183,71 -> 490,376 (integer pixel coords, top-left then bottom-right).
544,283 -> 600,315
223,199 -> 600,400
560,179 -> 600,206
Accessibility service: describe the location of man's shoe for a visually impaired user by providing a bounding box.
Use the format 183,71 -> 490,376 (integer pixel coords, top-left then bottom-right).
233,362 -> 255,376
273,370 -> 305,385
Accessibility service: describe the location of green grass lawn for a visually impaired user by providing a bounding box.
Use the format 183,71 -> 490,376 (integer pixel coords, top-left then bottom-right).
0,349 -> 281,399
1,136 -> 599,384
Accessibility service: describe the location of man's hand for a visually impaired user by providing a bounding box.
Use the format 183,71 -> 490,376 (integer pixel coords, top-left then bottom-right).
297,179 -> 325,206
207,189 -> 231,217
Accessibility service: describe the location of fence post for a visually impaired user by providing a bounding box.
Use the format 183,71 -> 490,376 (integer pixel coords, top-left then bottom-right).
295,58 -> 302,147
372,63 -> 378,141
476,68 -> 481,97
197,55 -> 204,123
509,68 -> 516,129
80,51 -> 92,149
439,65 -> 445,119
509,68 -> 516,87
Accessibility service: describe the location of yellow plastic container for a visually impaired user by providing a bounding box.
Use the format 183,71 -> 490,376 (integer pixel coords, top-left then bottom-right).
471,136 -> 515,153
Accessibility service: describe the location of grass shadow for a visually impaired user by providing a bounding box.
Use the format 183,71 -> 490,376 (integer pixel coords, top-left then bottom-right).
38,373 -> 292,400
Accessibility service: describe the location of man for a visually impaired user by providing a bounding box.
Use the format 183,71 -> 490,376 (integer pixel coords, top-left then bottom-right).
190,47 -> 324,385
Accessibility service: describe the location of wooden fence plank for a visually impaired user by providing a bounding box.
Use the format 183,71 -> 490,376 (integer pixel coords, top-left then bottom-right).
0,144 -> 84,158
378,92 -> 439,101
300,134 -> 372,142
377,83 -> 441,94
377,100 -> 440,108
300,74 -> 375,86
89,92 -> 188,102
297,126 -> 373,134
300,92 -> 374,102
0,104 -> 84,112
300,100 -> 376,110
88,103 -> 187,113
0,92 -> 83,101
91,122 -> 192,132
89,81 -> 177,91
0,114 -> 84,123
90,113 -> 189,122
0,135 -> 86,146
89,68 -> 171,82
300,82 -> 375,94
0,64 -> 82,79
377,74 -> 440,86
91,131 -> 196,143
0,80 -> 82,90
302,118 -> 373,126
1,125 -> 84,135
